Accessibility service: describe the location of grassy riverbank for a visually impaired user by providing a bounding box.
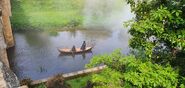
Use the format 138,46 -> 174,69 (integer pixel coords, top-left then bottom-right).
11,0 -> 85,30
67,76 -> 91,88
31,76 -> 91,88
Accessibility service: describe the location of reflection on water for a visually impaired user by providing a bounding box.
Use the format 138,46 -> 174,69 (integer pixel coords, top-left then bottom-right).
8,0 -> 134,80
8,29 -> 130,80
59,51 -> 93,59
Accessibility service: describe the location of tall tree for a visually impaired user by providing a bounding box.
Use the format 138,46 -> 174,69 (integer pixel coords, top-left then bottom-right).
126,0 -> 185,62
87,0 -> 185,87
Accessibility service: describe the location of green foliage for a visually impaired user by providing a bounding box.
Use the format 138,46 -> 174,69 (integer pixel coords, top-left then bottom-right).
86,0 -> 185,88
31,83 -> 46,88
67,76 -> 91,88
125,0 -> 185,87
91,68 -> 123,88
87,50 -> 179,88
126,0 -> 185,62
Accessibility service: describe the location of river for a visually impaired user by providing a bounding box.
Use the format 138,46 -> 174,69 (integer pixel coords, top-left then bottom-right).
8,0 -> 134,80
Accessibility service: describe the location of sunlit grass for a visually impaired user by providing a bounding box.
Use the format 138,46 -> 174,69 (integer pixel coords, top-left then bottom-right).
67,76 -> 91,88
11,0 -> 85,30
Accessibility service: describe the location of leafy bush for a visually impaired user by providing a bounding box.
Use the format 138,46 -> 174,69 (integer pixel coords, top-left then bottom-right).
87,50 -> 179,88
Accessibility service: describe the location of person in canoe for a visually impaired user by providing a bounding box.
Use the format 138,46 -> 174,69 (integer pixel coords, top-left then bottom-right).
80,41 -> 86,51
71,45 -> 76,52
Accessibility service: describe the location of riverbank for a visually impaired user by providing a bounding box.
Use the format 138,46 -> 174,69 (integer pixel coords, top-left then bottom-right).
31,76 -> 91,88
11,0 -> 85,30
67,76 -> 91,88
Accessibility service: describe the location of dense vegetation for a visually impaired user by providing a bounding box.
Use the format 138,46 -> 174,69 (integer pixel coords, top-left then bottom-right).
12,0 -> 185,88
87,50 -> 180,87
67,76 -> 91,88
86,0 -> 185,88
11,0 -> 84,30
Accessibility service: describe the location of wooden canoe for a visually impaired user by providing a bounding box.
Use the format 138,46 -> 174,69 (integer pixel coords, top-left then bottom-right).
58,47 -> 93,54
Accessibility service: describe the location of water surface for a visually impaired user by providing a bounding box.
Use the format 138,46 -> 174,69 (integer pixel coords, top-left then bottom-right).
8,28 -> 130,80
8,0 -> 134,80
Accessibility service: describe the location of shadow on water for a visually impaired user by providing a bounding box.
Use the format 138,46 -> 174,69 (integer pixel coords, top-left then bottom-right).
58,51 -> 93,59
68,29 -> 78,38
7,46 -> 25,79
80,28 -> 112,41
22,32 -> 51,47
